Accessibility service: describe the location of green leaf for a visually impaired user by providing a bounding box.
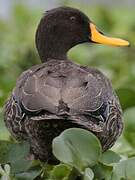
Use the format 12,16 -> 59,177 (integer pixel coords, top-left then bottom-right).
83,168 -> 94,180
92,163 -> 112,180
0,111 -> 10,140
7,141 -> 30,162
99,150 -> 121,166
15,169 -> 41,180
111,135 -> 134,156
116,88 -> 135,110
50,164 -> 72,180
0,141 -> 12,163
8,142 -> 32,174
123,107 -> 135,147
0,141 -> 31,174
112,157 -> 135,180
52,128 -> 102,172
11,159 -> 32,174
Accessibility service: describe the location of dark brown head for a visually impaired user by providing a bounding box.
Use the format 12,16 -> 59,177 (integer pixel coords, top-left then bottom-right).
36,6 -> 129,62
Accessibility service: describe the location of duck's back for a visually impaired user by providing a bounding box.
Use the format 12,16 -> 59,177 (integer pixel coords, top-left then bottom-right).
4,60 -> 123,162
16,60 -> 113,114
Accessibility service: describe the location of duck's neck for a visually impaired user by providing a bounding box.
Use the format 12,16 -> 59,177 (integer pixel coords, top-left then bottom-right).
37,39 -> 67,62
36,22 -> 70,62
36,41 -> 68,62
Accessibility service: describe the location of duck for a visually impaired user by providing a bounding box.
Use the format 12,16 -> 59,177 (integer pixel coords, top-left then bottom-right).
4,7 -> 129,164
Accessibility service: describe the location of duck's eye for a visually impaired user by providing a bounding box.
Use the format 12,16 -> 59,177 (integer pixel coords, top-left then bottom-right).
70,16 -> 76,21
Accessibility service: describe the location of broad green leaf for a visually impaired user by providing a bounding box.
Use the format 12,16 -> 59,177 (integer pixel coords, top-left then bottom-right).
50,164 -> 72,180
112,157 -> 135,180
92,163 -> 112,180
0,141 -> 12,163
7,141 -> 30,162
123,107 -> 135,147
99,150 -> 121,166
83,168 -> 94,180
116,88 -> 135,110
0,141 -> 31,174
111,135 -> 134,156
0,110 -> 10,140
15,169 -> 41,180
52,128 -> 102,171
7,142 -> 32,174
126,157 -> 135,179
11,159 -> 32,174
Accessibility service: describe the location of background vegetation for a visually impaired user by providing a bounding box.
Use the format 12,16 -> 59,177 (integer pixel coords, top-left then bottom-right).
0,1 -> 135,179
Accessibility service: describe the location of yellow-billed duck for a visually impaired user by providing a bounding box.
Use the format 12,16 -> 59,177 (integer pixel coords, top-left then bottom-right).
4,7 -> 129,163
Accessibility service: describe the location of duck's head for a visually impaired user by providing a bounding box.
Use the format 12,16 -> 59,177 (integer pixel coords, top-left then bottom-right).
36,7 -> 129,62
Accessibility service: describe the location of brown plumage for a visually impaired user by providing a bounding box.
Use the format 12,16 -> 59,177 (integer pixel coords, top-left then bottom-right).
4,7 -> 129,163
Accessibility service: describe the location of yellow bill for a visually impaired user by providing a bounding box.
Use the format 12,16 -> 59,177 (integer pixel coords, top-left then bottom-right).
90,23 -> 129,46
